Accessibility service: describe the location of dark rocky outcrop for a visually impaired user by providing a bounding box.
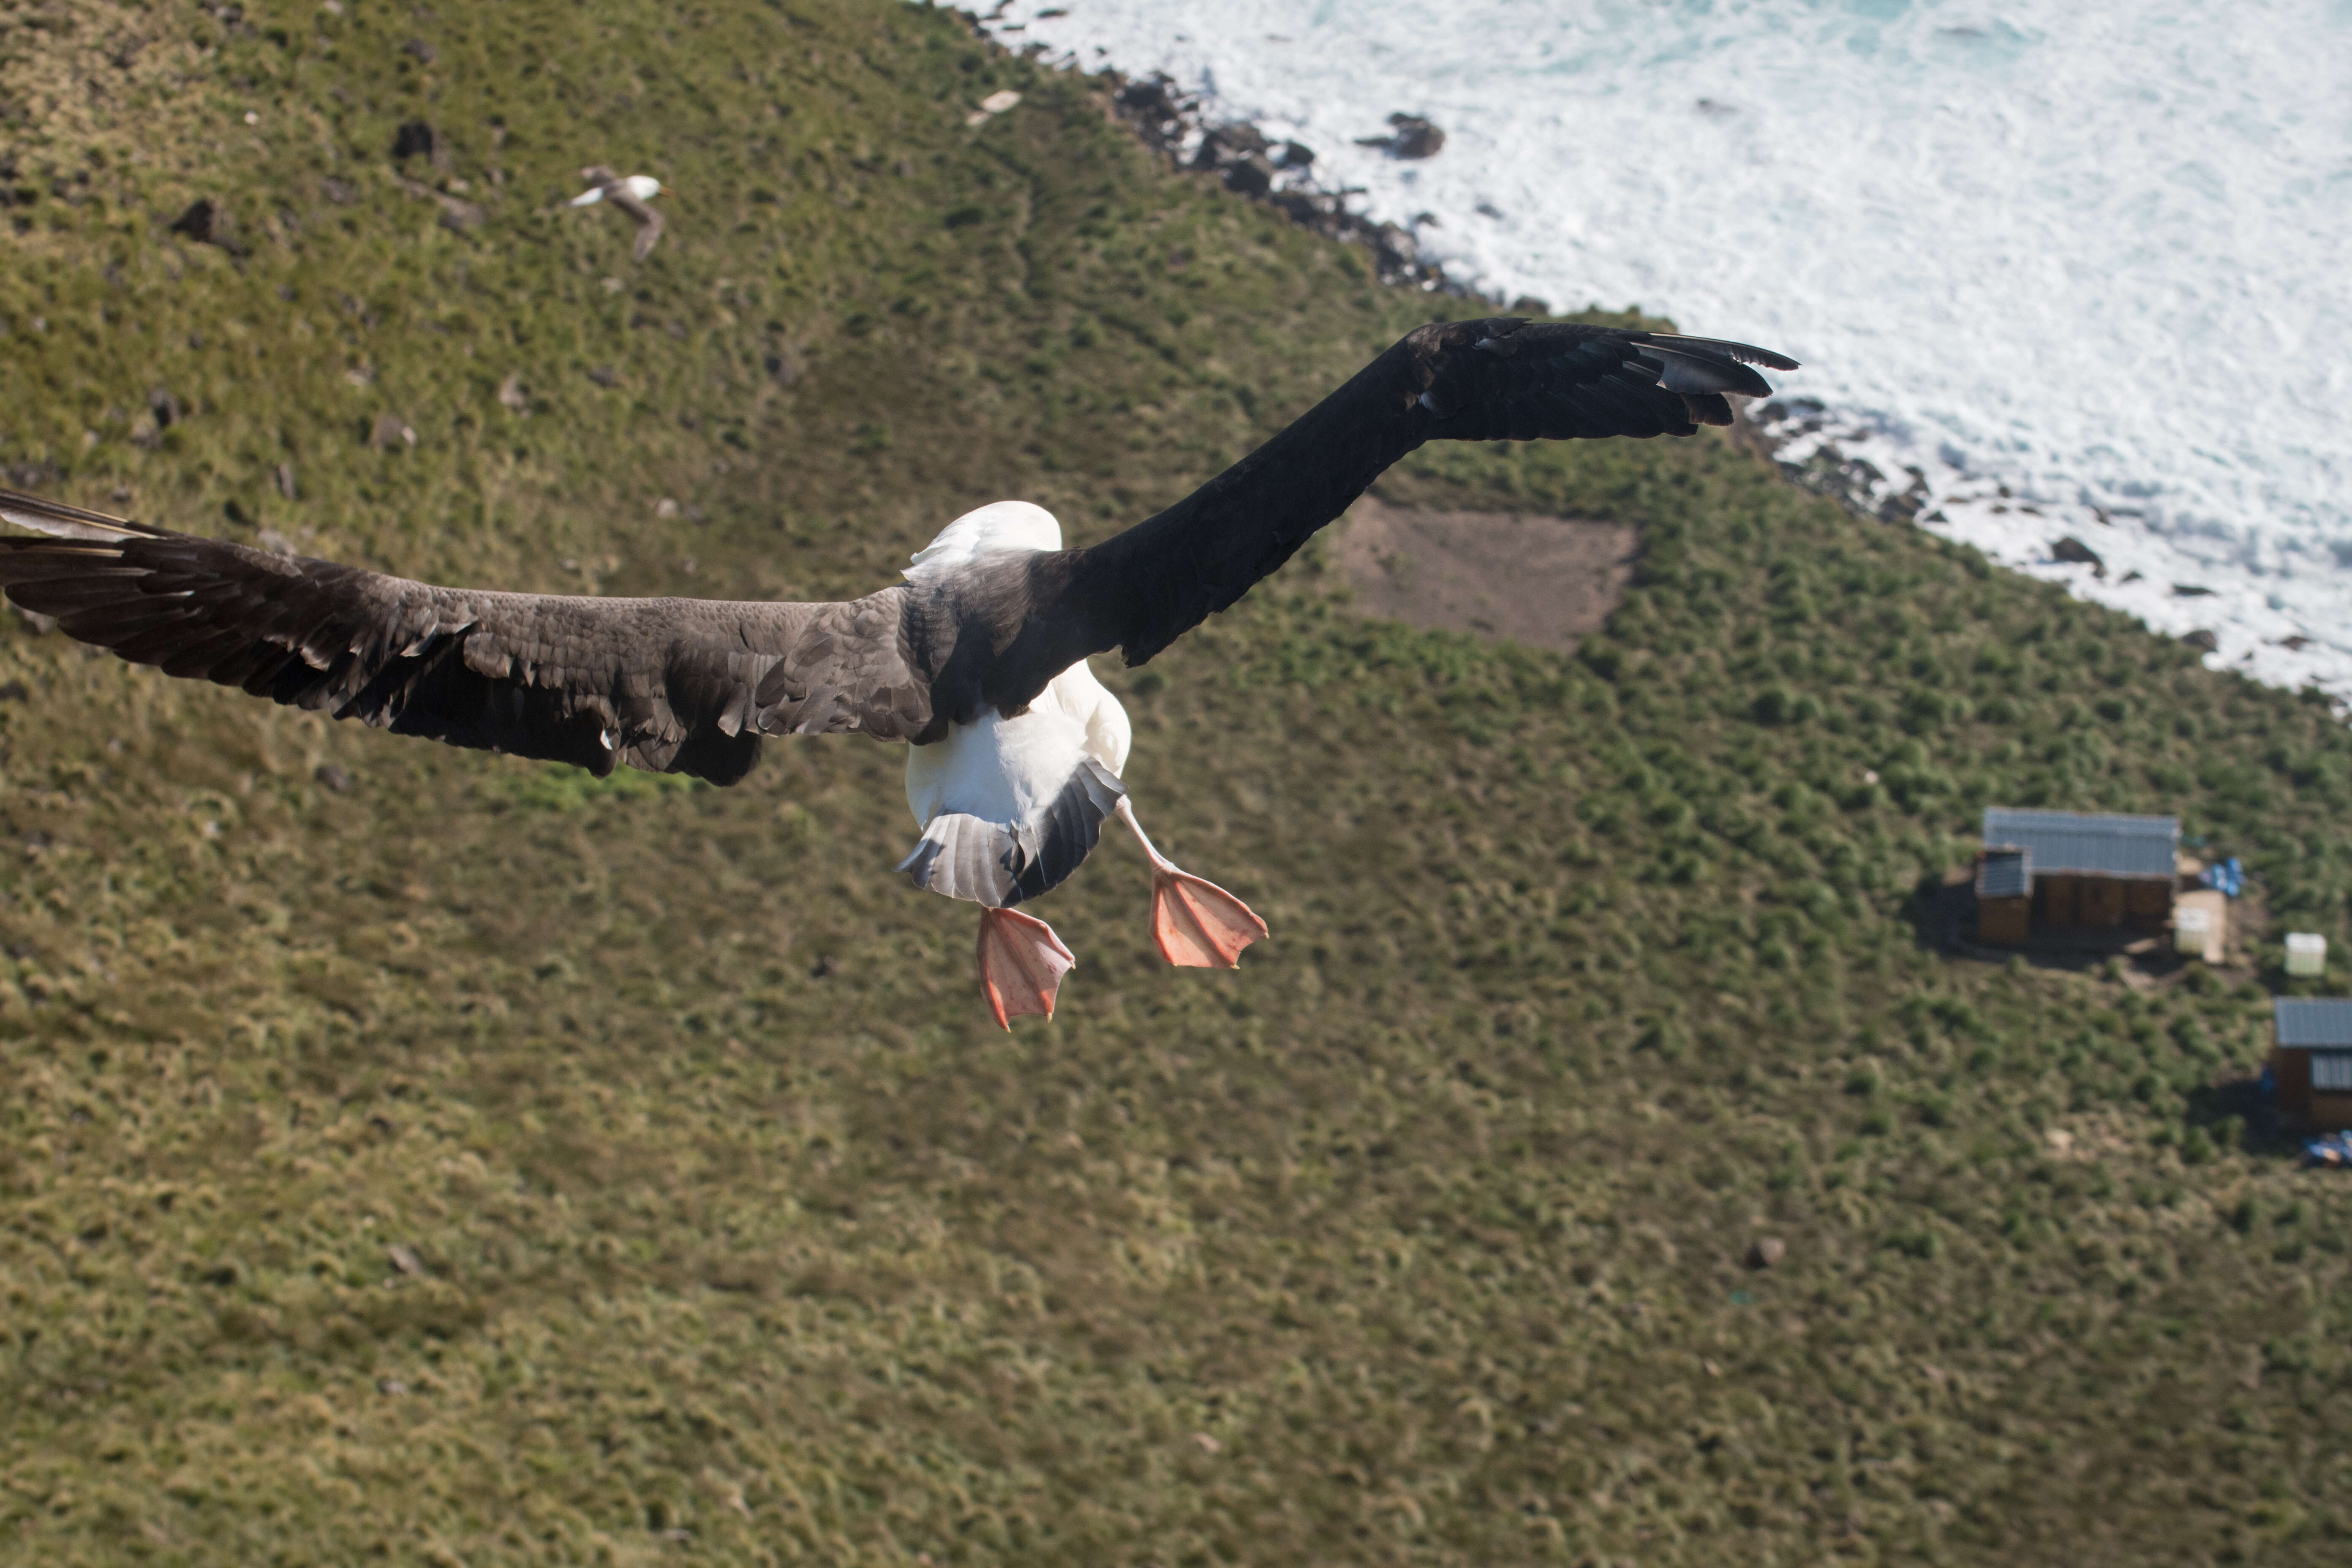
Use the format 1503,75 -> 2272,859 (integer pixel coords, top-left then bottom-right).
1742,401 -> 1927,526
2052,536 -> 2105,576
166,198 -> 247,256
1107,72 -> 1448,289
166,199 -> 215,242
1358,113 -> 1445,159
392,120 -> 437,161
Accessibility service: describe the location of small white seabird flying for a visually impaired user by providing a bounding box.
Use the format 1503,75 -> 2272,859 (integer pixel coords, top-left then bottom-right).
569,166 -> 670,259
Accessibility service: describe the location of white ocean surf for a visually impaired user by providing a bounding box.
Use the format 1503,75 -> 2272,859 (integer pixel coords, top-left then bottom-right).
973,0 -> 2352,701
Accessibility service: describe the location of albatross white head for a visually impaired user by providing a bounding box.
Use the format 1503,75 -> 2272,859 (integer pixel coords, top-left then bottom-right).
902,499 -> 1062,580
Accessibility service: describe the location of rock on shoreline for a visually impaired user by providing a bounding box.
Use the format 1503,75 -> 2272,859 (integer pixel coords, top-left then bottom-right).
1107,72 -> 1455,292
1357,113 -> 1446,160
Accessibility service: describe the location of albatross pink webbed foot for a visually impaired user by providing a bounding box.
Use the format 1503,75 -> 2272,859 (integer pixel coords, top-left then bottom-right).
1116,798 -> 1268,969
1151,866 -> 1269,968
976,906 -> 1075,1030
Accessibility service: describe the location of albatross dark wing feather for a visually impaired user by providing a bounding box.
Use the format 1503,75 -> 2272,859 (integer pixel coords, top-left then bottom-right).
606,190 -> 665,260
0,489 -> 931,785
1026,318 -> 1795,678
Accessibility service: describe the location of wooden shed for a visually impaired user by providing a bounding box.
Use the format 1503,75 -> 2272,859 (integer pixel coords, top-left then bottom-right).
1974,808 -> 2179,945
1973,847 -> 2032,946
2273,999 -> 2352,1132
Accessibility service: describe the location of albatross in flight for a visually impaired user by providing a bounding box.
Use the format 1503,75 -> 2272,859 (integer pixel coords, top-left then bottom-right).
0,317 -> 1793,1026
569,167 -> 670,259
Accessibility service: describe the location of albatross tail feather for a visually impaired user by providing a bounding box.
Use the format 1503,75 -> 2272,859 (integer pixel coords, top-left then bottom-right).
897,757 -> 1125,908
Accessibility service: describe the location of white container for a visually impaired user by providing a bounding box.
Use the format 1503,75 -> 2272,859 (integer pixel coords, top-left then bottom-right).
2174,906 -> 2212,957
2285,932 -> 2327,977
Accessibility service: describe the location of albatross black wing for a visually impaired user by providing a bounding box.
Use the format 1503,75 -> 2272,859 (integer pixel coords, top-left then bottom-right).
606,190 -> 665,259
1022,317 -> 1795,679
0,490 -> 932,785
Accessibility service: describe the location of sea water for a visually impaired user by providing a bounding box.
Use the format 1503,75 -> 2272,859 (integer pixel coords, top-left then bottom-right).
973,0 -> 2352,701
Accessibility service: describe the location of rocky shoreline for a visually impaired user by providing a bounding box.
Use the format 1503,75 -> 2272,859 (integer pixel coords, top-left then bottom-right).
1091,70 -> 1919,527
1102,71 -> 1544,305
1742,397 -> 1934,526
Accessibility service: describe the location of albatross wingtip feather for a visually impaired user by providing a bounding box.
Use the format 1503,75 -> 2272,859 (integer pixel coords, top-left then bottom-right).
0,487 -> 171,544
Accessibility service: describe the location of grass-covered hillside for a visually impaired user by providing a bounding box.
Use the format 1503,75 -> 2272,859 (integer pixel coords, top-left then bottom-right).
4,2 -> 2350,1563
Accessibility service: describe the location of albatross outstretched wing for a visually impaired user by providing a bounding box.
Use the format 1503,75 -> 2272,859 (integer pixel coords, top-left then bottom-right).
607,190 -> 665,259
981,318 -> 1796,696
0,490 -> 931,785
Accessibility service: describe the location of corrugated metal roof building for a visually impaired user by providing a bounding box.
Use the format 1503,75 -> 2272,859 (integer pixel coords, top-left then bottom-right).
1974,808 -> 2181,945
2273,998 -> 2352,1130
1982,809 -> 2179,879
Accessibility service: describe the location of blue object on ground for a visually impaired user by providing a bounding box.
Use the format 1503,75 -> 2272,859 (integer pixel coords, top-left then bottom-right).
2303,1130 -> 2352,1168
2200,856 -> 2244,897
2259,1065 -> 2276,1100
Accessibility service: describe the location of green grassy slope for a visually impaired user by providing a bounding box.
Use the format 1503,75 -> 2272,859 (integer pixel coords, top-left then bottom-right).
3,3 -> 2350,1563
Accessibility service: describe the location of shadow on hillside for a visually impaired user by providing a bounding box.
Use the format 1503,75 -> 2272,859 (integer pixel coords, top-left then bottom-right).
2185,1077 -> 2304,1159
1904,871 -> 2168,979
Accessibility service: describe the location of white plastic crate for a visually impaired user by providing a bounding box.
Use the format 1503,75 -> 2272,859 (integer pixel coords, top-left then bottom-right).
2285,932 -> 2327,977
2174,906 -> 2211,956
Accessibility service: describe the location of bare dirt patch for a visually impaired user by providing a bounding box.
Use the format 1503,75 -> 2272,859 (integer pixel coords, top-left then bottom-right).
1332,493 -> 1635,652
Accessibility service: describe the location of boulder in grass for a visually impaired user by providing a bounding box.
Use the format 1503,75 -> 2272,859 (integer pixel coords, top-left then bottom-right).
1222,157 -> 1274,199
392,120 -> 437,162
166,199 -> 248,256
1745,1237 -> 1787,1269
166,199 -> 216,242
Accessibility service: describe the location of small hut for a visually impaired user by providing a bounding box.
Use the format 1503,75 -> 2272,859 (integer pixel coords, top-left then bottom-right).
1974,808 -> 2180,945
1974,846 -> 2032,946
2272,999 -> 2352,1131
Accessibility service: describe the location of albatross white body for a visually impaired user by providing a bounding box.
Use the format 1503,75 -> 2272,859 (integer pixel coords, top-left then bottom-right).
895,502 -> 1269,1026
901,502 -> 1130,859
900,659 -> 1131,871
897,502 -> 1134,909
567,174 -> 664,207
